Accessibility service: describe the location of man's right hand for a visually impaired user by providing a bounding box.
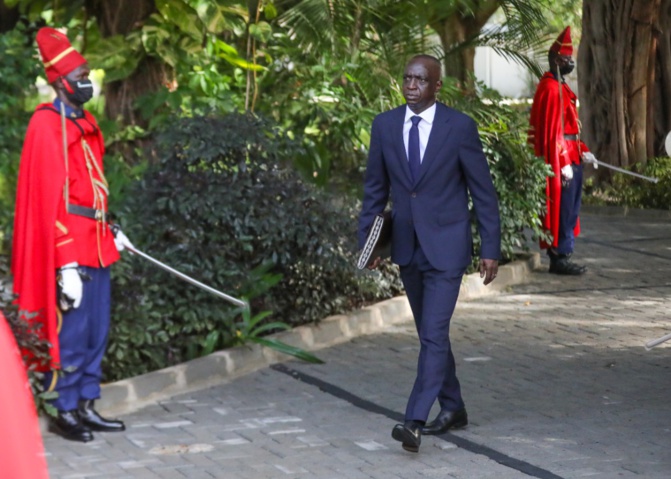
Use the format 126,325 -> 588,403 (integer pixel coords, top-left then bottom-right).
561,164 -> 574,180
59,263 -> 83,308
367,256 -> 382,270
560,164 -> 573,187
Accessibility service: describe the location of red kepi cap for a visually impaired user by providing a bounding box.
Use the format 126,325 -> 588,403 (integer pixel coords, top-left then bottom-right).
550,26 -> 573,56
35,27 -> 87,83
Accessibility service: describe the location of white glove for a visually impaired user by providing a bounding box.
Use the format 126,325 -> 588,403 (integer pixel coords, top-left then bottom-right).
59,263 -> 83,309
561,164 -> 574,180
114,229 -> 135,253
582,151 -> 598,169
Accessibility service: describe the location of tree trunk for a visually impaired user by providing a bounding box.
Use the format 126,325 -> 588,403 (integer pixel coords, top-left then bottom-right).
89,0 -> 173,127
429,1 -> 500,92
654,0 -> 671,155
579,0 -> 668,169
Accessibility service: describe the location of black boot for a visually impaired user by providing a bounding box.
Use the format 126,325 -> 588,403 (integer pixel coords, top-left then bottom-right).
78,400 -> 126,432
49,409 -> 94,442
549,251 -> 586,275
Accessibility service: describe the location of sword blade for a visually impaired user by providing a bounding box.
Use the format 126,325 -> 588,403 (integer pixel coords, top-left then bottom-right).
592,159 -> 659,183
127,246 -> 248,309
645,332 -> 671,350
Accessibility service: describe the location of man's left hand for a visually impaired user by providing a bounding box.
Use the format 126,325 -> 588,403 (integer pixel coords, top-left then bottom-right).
479,258 -> 499,285
113,229 -> 135,253
582,151 -> 598,168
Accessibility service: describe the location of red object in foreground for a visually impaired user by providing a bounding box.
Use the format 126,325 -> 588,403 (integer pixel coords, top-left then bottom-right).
0,311 -> 50,479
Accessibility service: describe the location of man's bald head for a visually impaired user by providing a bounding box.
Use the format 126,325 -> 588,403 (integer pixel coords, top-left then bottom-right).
402,55 -> 443,114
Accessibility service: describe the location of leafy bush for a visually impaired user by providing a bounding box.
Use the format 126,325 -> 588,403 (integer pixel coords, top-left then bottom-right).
586,157 -> 671,210
445,81 -> 552,264
0,27 -> 42,253
104,112 -> 402,380
0,255 -> 56,415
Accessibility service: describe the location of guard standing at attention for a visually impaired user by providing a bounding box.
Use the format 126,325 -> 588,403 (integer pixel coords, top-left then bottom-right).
528,26 -> 598,275
11,27 -> 134,442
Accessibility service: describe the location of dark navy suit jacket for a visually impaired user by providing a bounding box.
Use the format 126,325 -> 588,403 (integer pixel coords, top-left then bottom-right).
358,102 -> 501,271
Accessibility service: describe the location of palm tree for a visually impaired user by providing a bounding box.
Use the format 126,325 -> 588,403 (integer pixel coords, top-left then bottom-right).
276,0 -> 548,93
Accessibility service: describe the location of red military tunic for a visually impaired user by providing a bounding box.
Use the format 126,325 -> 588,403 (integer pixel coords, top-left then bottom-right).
528,72 -> 590,249
11,103 -> 119,370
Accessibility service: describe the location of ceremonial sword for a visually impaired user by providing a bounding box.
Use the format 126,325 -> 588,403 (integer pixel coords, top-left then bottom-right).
111,224 -> 248,309
645,332 -> 671,350
125,244 -> 248,309
590,159 -> 659,183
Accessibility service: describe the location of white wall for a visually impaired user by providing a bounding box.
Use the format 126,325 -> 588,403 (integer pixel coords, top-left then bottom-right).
474,46 -> 533,98
474,46 -> 579,99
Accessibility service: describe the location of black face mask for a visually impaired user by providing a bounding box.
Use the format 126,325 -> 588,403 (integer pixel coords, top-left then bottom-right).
558,60 -> 575,76
63,78 -> 94,106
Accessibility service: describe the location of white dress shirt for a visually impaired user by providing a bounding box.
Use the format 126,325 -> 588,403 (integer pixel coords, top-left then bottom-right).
403,103 -> 436,163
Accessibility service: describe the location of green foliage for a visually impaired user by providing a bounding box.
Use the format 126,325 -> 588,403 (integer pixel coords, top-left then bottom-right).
0,255 -> 57,416
540,0 -> 582,37
232,307 -> 324,364
104,112 -> 401,380
587,157 -> 671,210
0,26 -> 42,251
443,79 -> 551,263
258,50 -> 383,187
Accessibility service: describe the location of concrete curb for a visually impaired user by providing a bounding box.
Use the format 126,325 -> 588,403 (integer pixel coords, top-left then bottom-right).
62,252 -> 541,420
581,204 -> 671,219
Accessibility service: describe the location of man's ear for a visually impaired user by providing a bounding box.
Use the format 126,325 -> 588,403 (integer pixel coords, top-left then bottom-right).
53,77 -> 65,95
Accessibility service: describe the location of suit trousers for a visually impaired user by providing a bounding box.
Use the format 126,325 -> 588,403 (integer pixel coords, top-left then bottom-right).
556,163 -> 583,255
399,241 -> 466,422
44,266 -> 111,411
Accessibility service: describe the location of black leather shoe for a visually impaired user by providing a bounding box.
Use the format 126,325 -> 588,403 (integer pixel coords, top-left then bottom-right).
549,256 -> 586,275
391,420 -> 422,453
49,410 -> 94,442
423,408 -> 468,435
78,400 -> 126,432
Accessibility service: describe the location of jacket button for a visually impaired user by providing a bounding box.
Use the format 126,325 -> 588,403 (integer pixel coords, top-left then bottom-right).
411,192 -> 417,198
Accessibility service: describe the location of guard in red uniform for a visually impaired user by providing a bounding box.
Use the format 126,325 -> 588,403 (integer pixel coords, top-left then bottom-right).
11,27 -> 134,442
528,26 -> 597,275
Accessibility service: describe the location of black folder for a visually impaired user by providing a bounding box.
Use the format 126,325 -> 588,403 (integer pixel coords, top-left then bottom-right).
357,210 -> 392,269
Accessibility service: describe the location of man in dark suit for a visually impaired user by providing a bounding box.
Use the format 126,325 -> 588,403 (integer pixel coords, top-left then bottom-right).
358,55 -> 501,453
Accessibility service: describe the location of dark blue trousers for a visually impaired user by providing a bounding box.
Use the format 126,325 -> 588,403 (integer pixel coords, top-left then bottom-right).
556,163 -> 583,255
399,242 -> 466,422
44,266 -> 111,411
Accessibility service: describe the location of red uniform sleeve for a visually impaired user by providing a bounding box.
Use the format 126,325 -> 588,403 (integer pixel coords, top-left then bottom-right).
579,140 -> 589,155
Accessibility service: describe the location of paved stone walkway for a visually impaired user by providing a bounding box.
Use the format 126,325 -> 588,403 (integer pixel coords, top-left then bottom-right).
44,212 -> 671,479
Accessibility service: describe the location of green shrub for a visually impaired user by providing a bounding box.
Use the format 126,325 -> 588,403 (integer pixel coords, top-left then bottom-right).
104,112 -> 402,380
0,27 -> 42,253
446,82 -> 552,264
0,255 -> 56,415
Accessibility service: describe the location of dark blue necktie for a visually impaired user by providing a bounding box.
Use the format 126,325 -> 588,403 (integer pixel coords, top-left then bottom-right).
409,116 -> 422,183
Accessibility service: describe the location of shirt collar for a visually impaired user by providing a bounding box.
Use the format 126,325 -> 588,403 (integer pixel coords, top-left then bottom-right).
404,102 -> 437,125
53,98 -> 84,119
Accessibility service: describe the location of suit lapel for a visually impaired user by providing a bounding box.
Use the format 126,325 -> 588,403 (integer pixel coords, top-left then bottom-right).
392,106 -> 413,184
416,103 -> 452,186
